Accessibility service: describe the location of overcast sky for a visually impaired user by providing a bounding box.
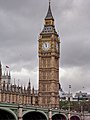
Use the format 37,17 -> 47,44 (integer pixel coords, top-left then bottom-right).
0,0 -> 90,94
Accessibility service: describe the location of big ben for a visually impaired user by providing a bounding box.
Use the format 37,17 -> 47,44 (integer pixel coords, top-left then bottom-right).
38,1 -> 60,108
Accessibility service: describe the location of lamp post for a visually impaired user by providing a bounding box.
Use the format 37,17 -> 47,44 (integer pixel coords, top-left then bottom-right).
18,104 -> 23,120
49,108 -> 52,120
81,105 -> 85,120
68,85 -> 71,109
68,85 -> 71,120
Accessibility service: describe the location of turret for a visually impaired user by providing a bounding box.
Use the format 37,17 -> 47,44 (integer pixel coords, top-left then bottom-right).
24,86 -> 26,94
2,81 -> 5,91
32,86 -> 34,95
27,79 -> 31,94
8,71 -> 11,84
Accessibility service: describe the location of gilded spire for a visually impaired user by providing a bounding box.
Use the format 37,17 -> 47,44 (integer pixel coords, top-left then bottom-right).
49,0 -> 51,6
45,0 -> 54,20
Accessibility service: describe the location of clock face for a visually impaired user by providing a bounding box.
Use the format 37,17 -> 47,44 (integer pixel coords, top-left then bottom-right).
42,42 -> 50,51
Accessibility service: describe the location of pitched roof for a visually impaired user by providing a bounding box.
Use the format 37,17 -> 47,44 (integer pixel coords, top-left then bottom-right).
45,1 -> 54,20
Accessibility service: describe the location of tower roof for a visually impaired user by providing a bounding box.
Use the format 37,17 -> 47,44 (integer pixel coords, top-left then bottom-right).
45,0 -> 54,20
40,0 -> 58,35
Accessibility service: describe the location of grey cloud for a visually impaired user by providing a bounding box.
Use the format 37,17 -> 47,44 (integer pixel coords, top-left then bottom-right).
0,0 -> 90,92
60,66 -> 90,93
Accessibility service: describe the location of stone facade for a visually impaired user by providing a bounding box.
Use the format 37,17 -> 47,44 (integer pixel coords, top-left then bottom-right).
38,2 -> 60,108
0,62 -> 38,105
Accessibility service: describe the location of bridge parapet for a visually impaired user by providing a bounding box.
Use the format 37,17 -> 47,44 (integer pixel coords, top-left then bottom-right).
0,102 -> 83,120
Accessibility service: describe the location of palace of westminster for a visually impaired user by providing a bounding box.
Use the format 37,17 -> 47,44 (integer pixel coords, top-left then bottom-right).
0,1 -> 60,108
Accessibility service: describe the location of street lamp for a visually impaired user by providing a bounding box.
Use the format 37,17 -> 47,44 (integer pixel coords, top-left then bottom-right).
49,108 -> 52,120
68,85 -> 71,103
68,85 -> 71,120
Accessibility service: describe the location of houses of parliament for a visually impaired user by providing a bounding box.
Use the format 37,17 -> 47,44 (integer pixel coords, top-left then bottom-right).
0,1 -> 60,108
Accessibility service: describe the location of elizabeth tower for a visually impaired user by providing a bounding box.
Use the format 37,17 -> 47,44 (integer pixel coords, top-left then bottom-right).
38,1 -> 60,108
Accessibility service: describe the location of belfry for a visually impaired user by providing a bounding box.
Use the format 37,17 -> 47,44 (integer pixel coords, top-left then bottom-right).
38,0 -> 60,107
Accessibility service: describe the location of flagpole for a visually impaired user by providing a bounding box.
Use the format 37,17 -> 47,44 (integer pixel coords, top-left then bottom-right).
6,66 -> 9,75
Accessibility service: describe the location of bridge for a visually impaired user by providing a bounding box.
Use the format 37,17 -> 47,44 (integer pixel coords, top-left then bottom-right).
0,102 -> 83,120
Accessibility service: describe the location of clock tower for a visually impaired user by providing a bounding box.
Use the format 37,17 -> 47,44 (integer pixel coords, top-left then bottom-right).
38,1 -> 60,108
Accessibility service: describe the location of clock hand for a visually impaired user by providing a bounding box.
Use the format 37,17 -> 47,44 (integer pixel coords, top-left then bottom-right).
45,43 -> 47,47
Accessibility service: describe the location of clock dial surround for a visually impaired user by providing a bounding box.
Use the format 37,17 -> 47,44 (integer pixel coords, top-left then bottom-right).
42,42 -> 50,51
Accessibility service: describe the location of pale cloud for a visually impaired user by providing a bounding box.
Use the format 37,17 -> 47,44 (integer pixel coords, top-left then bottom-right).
11,67 -> 38,89
60,67 -> 90,93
